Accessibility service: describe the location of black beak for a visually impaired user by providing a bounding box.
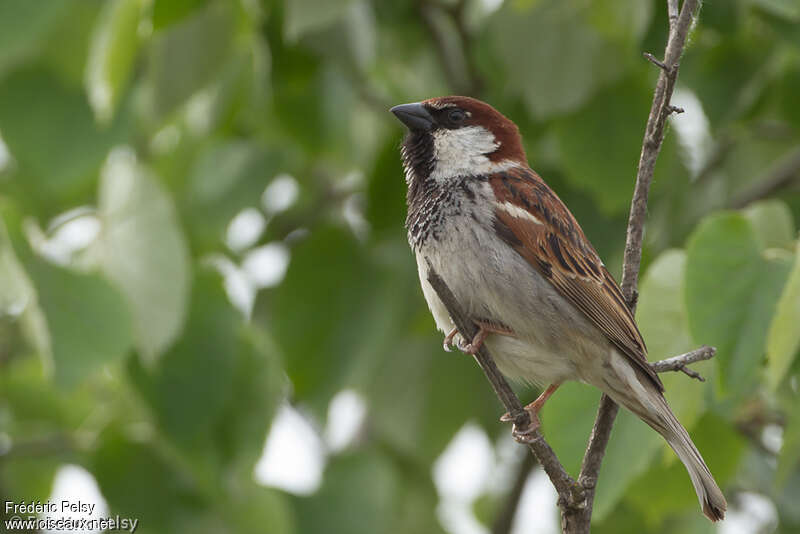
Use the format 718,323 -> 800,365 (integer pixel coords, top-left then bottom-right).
391,102 -> 434,131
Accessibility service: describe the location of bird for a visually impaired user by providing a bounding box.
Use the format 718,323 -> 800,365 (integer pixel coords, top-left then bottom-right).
390,95 -> 726,521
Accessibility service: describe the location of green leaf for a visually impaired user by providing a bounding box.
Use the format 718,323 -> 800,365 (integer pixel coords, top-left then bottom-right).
133,271 -> 237,445
539,382 -> 601,474
23,257 -> 133,387
284,0 -> 354,41
0,0 -> 68,76
636,250 -> 710,428
0,70 -> 121,213
152,0 -> 209,29
766,241 -> 800,390
553,76 -> 654,214
486,1 -> 635,119
91,427 -> 192,528
367,333 -> 508,463
225,486 -> 295,534
743,199 -> 797,251
146,0 -> 236,118
85,0 -> 144,123
97,149 -> 191,365
0,218 -> 31,315
777,397 -> 800,487
685,213 -> 792,395
292,451 -> 397,534
186,141 -> 281,251
365,137 -> 407,238
265,226 -> 391,416
129,269 -> 284,486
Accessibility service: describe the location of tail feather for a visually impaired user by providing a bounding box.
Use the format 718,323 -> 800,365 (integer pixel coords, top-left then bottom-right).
657,400 -> 727,522
622,389 -> 727,521
600,358 -> 727,521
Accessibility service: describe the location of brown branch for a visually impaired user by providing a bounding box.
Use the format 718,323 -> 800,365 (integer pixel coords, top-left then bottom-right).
425,265 -> 585,520
650,345 -> 716,381
575,0 -> 700,530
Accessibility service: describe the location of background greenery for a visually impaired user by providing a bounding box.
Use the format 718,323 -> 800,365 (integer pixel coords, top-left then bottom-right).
1,0 -> 799,532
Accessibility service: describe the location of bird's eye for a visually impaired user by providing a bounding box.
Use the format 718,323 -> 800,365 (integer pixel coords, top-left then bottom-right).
447,109 -> 466,123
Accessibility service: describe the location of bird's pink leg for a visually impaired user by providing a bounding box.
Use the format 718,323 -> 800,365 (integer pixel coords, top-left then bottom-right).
460,320 -> 515,354
501,383 -> 562,443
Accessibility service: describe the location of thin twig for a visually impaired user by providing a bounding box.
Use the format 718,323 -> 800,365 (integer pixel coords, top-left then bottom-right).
426,265 -> 584,517
577,0 -> 700,530
650,345 -> 716,381
620,0 -> 699,302
668,0 -> 680,31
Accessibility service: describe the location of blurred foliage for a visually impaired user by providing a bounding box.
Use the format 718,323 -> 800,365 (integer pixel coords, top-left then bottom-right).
1,0 -> 800,533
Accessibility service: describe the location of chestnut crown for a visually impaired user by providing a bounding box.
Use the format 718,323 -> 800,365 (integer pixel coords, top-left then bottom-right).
391,96 -> 527,169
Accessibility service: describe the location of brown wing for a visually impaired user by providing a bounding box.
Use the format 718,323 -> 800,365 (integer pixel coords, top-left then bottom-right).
489,167 -> 663,391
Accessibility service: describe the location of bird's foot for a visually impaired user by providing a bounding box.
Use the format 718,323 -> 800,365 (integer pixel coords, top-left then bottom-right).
460,320 -> 515,355
500,383 -> 561,444
500,407 -> 542,444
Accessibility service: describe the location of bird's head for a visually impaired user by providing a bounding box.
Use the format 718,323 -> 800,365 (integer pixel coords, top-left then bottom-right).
391,96 -> 526,183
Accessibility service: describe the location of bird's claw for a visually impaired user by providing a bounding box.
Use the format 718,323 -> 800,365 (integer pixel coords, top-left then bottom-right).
511,421 -> 541,444
500,406 -> 542,444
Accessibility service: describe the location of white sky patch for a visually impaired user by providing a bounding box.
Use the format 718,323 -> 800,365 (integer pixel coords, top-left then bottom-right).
254,404 -> 325,496
479,0 -> 504,14
24,210 -> 100,267
208,254 -> 255,317
185,89 -> 216,136
262,174 -> 299,214
671,88 -> 713,178
719,493 -> 778,534
324,389 -> 368,453
242,242 -> 290,289
45,464 -> 109,534
0,129 -> 12,172
226,208 -> 266,252
434,423 -> 494,534
434,423 -> 494,501
343,193 -> 370,241
511,469 -> 558,534
436,501 -> 489,534
762,424 -> 783,455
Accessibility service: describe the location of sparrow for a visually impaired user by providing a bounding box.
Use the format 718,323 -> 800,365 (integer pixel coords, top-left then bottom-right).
391,96 -> 726,521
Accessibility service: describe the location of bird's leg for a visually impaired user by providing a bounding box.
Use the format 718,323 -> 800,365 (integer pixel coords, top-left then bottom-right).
442,327 -> 458,352
500,383 -> 561,443
458,320 -> 515,355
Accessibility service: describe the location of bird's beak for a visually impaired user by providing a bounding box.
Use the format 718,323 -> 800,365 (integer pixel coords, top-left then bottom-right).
391,102 -> 434,131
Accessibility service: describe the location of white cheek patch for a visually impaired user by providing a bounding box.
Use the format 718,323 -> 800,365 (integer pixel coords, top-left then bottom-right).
497,201 -> 543,225
430,126 -> 505,181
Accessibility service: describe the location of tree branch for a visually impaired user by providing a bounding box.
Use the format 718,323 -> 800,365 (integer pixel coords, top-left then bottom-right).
650,345 -> 716,381
576,0 -> 700,530
426,265 -> 585,518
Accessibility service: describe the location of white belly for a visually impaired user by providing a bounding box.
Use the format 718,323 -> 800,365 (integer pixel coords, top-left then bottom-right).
414,212 -> 610,387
